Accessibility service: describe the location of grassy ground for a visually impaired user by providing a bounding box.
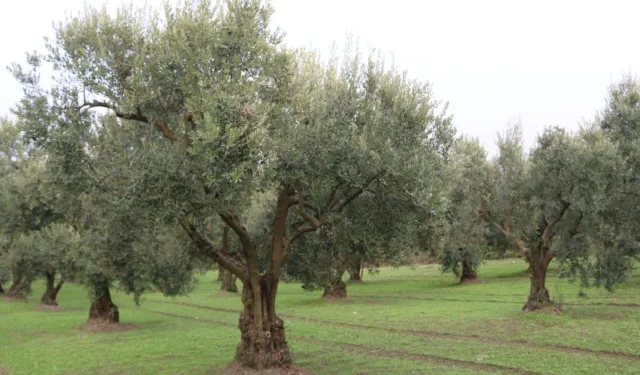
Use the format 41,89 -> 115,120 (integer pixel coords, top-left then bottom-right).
1,259 -> 639,375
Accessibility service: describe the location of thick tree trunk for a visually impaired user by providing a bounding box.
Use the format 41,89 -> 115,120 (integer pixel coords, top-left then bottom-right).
460,260 -> 478,282
0,282 -> 4,294
88,283 -> 119,323
40,272 -> 64,306
220,269 -> 238,293
522,251 -> 553,312
323,279 -> 347,299
235,279 -> 291,369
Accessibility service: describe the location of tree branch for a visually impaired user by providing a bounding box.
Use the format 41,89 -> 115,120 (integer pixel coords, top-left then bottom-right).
541,201 -> 571,242
333,171 -> 385,212
54,280 -> 65,294
79,100 -> 183,143
180,211 -> 248,282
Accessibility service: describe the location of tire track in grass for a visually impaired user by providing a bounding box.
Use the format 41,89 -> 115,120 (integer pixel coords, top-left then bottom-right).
348,294 -> 640,308
293,336 -> 544,375
139,307 -> 541,375
155,300 -> 640,360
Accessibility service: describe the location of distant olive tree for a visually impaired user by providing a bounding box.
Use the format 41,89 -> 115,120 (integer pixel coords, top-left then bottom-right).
482,121 -> 637,311
440,136 -> 491,282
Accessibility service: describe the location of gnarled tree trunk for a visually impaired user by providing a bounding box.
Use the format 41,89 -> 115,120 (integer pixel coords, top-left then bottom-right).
460,260 -> 478,282
220,268 -> 238,293
323,278 -> 347,299
522,245 -> 553,312
88,282 -> 119,323
235,277 -> 291,369
40,271 -> 64,306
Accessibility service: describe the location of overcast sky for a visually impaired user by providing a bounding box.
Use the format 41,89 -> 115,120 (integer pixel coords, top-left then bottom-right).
1,0 -> 639,155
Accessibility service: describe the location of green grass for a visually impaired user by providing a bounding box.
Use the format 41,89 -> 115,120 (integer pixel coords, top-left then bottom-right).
1,259 -> 639,374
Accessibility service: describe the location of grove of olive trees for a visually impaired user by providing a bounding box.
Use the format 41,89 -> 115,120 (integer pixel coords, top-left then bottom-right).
1,0 -> 638,373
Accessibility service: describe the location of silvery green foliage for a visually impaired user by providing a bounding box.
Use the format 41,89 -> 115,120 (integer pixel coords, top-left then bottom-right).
0,223 -> 81,296
440,137 -> 491,278
485,119 -> 636,293
10,0 -> 453,307
0,118 -> 71,294
273,47 -> 453,290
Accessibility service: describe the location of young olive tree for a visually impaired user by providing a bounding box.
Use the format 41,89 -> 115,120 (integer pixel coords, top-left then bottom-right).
440,136 -> 491,282
12,0 -> 451,369
483,122 -> 634,311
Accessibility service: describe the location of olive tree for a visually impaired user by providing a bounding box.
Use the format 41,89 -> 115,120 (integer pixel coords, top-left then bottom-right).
1,223 -> 80,305
440,136 -> 491,282
11,61 -> 206,323
0,118 -> 67,299
11,0 -> 451,369
482,122 -> 635,311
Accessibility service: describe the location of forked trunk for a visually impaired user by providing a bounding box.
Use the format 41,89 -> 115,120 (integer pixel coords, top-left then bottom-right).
235,278 -> 291,369
323,279 -> 347,299
522,250 -> 553,312
460,260 -> 478,282
40,271 -> 64,306
88,282 -> 119,323
220,269 -> 238,293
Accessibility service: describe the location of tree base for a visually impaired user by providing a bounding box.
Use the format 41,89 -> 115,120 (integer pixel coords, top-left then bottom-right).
221,270 -> 238,293
522,300 -> 561,314
348,273 -> 363,283
88,295 -> 119,323
5,289 -> 27,300
459,272 -> 479,283
222,362 -> 315,375
522,286 -> 556,312
235,312 -> 292,369
322,281 -> 347,299
39,296 -> 59,306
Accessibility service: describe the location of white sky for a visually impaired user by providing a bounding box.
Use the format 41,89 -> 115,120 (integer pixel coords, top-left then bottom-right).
1,0 -> 639,155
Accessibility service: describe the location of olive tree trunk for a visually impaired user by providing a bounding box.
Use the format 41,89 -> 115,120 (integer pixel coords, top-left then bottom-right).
40,271 -> 64,306
88,282 -> 119,323
5,275 -> 29,299
522,244 -> 553,312
323,278 -> 347,299
220,268 -> 238,293
235,276 -> 291,368
459,260 -> 478,282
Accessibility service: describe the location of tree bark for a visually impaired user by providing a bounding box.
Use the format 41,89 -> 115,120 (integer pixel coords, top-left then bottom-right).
522,246 -> 553,312
0,282 -> 4,294
323,278 -> 347,299
235,277 -> 291,369
88,282 -> 119,323
459,260 -> 478,282
40,271 -> 64,306
220,268 -> 238,293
